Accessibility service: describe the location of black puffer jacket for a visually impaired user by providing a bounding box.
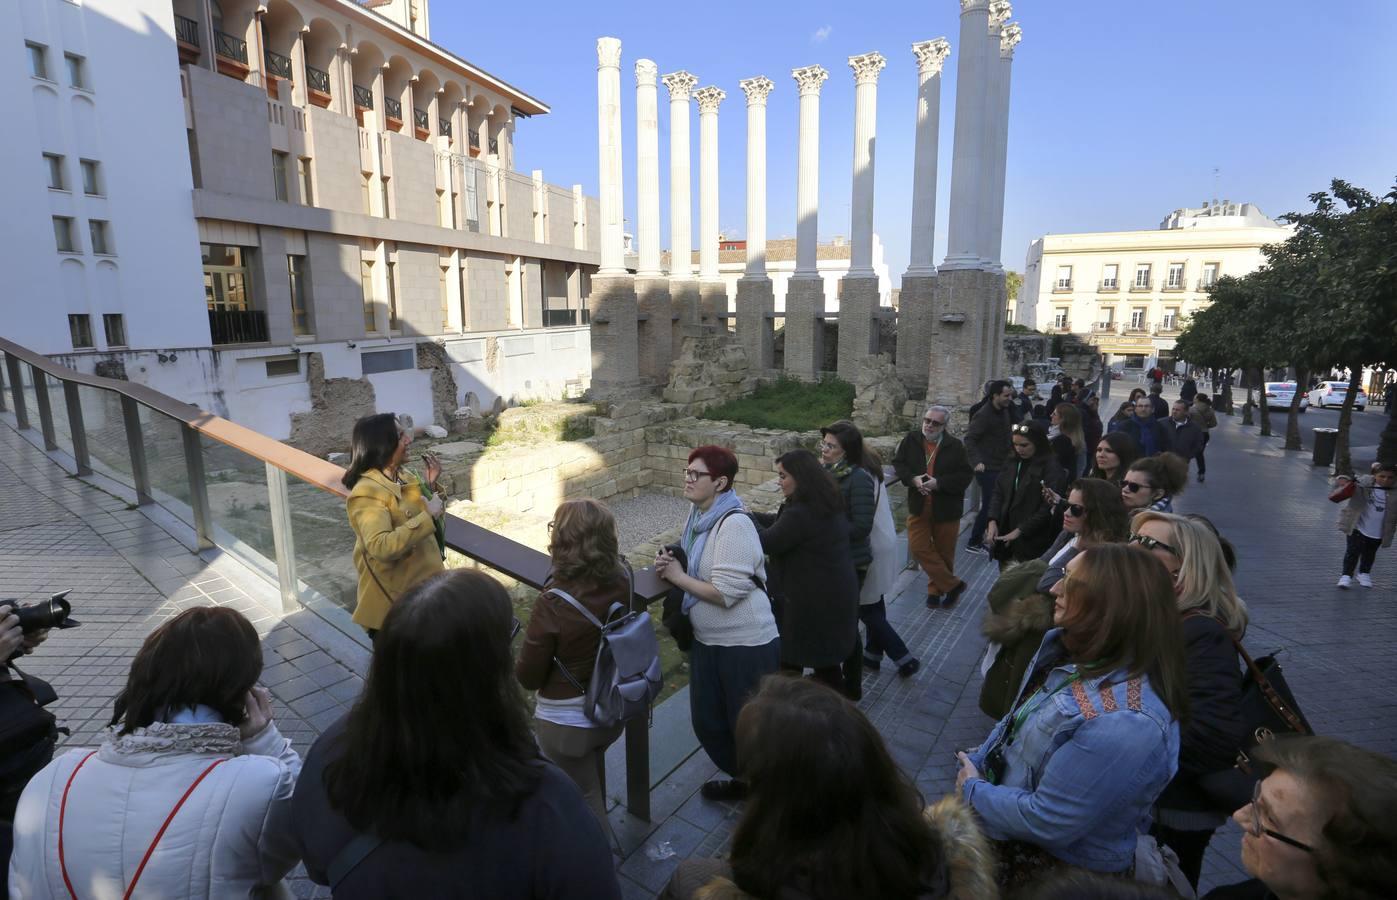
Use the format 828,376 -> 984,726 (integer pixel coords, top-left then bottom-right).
987,452 -> 1067,562
827,460 -> 875,570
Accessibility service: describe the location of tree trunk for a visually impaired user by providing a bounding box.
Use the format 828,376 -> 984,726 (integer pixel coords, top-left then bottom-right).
1284,366 -> 1308,450
1255,369 -> 1272,435
1379,400 -> 1397,466
1241,384 -> 1254,426
1218,368 -> 1234,415
1333,366 -> 1363,475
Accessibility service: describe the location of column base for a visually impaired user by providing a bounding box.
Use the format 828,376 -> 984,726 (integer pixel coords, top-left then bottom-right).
783,276 -> 825,381
896,273 -> 937,397
735,276 -> 775,371
587,274 -> 641,398
836,274 -> 880,383
927,268 -> 1004,407
698,279 -> 730,331
636,277 -> 674,383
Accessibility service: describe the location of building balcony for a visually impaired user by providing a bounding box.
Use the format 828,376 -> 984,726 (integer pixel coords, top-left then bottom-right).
468,129 -> 481,157
384,97 -> 404,130
1155,322 -> 1182,336
1051,281 -> 1072,293
1162,280 -> 1186,292
213,30 -> 248,80
1091,323 -> 1118,334
488,137 -> 500,155
1123,325 -> 1150,334
209,308 -> 269,345
1197,278 -> 1217,291
1047,324 -> 1071,334
413,107 -> 430,140
306,65 -> 331,108
1129,280 -> 1153,292
174,14 -> 201,65
353,84 -> 373,110
1098,279 -> 1119,292
439,117 -> 451,139
263,48 -> 292,99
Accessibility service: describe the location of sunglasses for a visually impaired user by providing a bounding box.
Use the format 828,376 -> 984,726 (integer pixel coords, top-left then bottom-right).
1121,480 -> 1152,494
1065,503 -> 1086,517
1246,781 -> 1314,853
1129,532 -> 1180,557
1011,424 -> 1034,434
510,616 -> 523,641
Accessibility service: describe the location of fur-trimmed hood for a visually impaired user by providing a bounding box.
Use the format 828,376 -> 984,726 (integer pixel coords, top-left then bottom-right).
980,593 -> 1054,645
690,795 -> 999,900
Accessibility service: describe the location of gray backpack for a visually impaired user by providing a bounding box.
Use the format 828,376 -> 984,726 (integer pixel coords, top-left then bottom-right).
548,569 -> 662,727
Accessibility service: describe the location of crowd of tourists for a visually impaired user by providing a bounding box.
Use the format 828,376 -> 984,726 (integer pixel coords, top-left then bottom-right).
3,381 -> 1395,899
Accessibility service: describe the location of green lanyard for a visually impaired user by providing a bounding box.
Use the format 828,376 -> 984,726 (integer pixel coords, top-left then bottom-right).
1005,670 -> 1082,746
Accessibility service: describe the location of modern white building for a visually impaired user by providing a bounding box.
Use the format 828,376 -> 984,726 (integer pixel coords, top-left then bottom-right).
1020,201 -> 1293,369
4,0 -> 601,441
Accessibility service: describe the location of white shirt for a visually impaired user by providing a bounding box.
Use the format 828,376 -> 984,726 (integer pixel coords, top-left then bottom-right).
1357,486 -> 1389,539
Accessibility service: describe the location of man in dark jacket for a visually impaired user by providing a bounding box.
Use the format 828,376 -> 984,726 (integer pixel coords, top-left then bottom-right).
1148,381 -> 1170,420
894,405 -> 974,607
963,380 -> 1014,554
1110,395 -> 1174,457
1009,379 -> 1036,424
1164,400 -> 1205,473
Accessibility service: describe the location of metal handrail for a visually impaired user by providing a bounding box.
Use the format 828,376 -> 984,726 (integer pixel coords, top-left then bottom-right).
468,128 -> 480,148
264,49 -> 293,80
413,108 -> 429,131
213,30 -> 247,65
488,137 -> 499,155
174,14 -> 200,47
305,65 -> 330,95
384,97 -> 403,120
353,84 -> 373,109
439,117 -> 451,138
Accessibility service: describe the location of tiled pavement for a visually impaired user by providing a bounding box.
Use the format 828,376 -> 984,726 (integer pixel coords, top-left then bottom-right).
3,399 -> 1394,898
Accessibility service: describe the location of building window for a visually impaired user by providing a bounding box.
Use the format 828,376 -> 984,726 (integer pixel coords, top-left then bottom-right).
26,42 -> 49,80
360,259 -> 377,331
103,313 -> 126,347
297,157 -> 313,206
385,260 -> 398,331
43,153 -> 66,191
68,314 -> 93,349
1054,265 -> 1072,291
361,347 -> 415,375
1201,262 -> 1219,288
1130,307 -> 1147,330
1162,307 -> 1180,330
64,53 -> 87,89
1053,308 -> 1069,330
80,159 -> 101,195
53,216 -> 78,252
1166,262 -> 1185,289
380,176 -> 391,218
361,172 -> 373,215
288,254 -> 312,335
264,356 -> 300,378
89,220 -> 113,255
1134,263 -> 1151,288
1098,306 -> 1115,326
272,151 -> 289,202
202,244 -> 253,311
1101,263 -> 1118,290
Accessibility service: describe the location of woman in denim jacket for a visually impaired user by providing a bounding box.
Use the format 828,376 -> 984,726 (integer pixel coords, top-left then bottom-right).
956,544 -> 1189,886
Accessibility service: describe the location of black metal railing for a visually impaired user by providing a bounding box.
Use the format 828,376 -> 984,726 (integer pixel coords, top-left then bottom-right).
439,117 -> 451,138
306,65 -> 330,95
174,14 -> 200,47
468,128 -> 480,147
413,107 -> 429,131
1052,280 -> 1072,292
1130,279 -> 1153,292
209,309 -> 269,344
213,30 -> 247,65
384,97 -> 403,120
1099,279 -> 1119,291
488,137 -> 499,155
353,84 -> 373,109
264,48 -> 293,80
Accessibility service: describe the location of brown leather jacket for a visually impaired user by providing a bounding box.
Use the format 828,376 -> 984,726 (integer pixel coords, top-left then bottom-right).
515,573 -> 632,700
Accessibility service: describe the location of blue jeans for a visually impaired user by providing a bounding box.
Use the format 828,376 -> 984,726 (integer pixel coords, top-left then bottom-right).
688,638 -> 781,777
969,469 -> 1000,546
860,599 -> 913,666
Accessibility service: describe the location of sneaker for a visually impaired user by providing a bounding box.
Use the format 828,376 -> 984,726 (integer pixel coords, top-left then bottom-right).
1337,575 -> 1352,589
897,658 -> 921,679
1197,473 -> 1206,483
965,542 -> 988,556
1357,573 -> 1374,588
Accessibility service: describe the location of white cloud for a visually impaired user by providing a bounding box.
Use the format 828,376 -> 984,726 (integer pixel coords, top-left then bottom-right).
811,25 -> 832,44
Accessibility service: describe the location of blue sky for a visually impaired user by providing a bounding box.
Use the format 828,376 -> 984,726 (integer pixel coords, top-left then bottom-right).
433,0 -> 1397,284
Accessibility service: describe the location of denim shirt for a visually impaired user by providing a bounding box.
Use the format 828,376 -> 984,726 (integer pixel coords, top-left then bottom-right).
963,629 -> 1180,872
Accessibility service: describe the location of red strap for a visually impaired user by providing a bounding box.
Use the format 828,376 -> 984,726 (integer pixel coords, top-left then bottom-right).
58,753 -> 226,900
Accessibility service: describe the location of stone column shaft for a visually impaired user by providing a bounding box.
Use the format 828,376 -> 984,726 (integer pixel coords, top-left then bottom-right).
695,86 -> 725,282
983,23 -> 1020,269
740,77 -> 773,275
943,0 -> 991,269
596,37 -> 625,274
847,52 -> 885,277
792,66 -> 828,276
662,72 -> 698,279
635,59 -> 662,278
907,39 -> 949,275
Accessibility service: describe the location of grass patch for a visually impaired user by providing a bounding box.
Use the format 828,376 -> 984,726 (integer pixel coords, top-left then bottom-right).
700,375 -> 854,431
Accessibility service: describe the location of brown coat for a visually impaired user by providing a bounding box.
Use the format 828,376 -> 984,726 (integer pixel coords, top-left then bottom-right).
515,574 -> 631,700
346,468 -> 444,630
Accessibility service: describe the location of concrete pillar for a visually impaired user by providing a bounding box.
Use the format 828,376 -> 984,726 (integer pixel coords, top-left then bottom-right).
942,0 -> 991,270
694,85 -> 727,325
595,37 -> 626,275
662,71 -> 701,350
897,38 -> 950,395
785,65 -> 828,381
837,52 -> 886,382
634,60 -> 662,278
736,76 -> 775,369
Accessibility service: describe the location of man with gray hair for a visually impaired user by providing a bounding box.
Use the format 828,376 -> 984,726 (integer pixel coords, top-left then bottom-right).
893,405 -> 974,608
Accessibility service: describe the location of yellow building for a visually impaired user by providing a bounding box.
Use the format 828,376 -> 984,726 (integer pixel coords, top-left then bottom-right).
1020,202 -> 1293,369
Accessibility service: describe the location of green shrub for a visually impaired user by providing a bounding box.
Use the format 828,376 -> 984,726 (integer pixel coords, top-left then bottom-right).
700,376 -> 854,431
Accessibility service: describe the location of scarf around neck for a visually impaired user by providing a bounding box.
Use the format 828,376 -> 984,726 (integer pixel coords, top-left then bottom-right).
680,488 -> 746,612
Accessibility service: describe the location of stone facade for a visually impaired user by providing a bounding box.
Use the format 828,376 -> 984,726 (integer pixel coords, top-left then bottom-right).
851,353 -> 909,436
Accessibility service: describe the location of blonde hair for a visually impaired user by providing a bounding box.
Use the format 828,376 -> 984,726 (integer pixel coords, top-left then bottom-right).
1134,510 -> 1248,637
547,498 -> 621,589
1054,403 -> 1086,452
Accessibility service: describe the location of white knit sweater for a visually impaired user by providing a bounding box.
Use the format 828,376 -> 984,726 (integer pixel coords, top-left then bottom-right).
686,512 -> 780,647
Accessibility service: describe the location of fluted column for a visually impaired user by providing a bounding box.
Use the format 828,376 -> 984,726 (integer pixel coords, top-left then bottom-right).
846,52 -> 885,277
635,60 -> 662,278
976,1 -> 1013,269
662,72 -> 698,279
943,0 -> 991,269
906,39 -> 950,276
695,86 -> 725,282
983,22 -> 1020,269
791,66 -> 828,277
595,37 -> 625,274
739,77 -> 774,276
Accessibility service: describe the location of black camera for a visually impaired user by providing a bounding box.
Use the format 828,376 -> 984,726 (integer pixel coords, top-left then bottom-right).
1,590 -> 81,635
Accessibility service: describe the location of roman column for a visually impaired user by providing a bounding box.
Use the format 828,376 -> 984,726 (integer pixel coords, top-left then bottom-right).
736,76 -> 775,369
588,37 -> 639,396
784,64 -> 829,381
635,59 -> 672,381
694,85 -> 727,326
977,1 -> 1013,270
942,0 -> 991,270
662,71 -> 700,348
897,37 -> 951,394
983,22 -> 1020,271
837,52 -> 886,382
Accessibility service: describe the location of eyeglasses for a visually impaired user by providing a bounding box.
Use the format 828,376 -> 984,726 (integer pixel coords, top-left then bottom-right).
923,418 -> 946,426
683,469 -> 715,482
510,616 -> 523,641
1121,480 -> 1152,494
818,441 -> 840,452
1129,532 -> 1180,557
1065,503 -> 1086,517
1245,781 -> 1315,853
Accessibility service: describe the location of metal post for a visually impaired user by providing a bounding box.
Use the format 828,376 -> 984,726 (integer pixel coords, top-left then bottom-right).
6,355 -> 29,430
624,717 -> 651,820
0,356 -> 7,412
264,462 -> 301,613
121,396 -> 153,505
30,367 -> 58,451
63,383 -> 91,475
180,423 -> 214,550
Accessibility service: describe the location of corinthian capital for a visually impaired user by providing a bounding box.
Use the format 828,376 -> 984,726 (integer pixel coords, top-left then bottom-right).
662,70 -> 699,101
739,76 -> 775,106
988,0 -> 1012,32
635,59 -> 657,85
1000,22 -> 1022,56
848,52 -> 887,85
693,86 -> 726,114
791,64 -> 829,96
911,38 -> 951,76
597,37 -> 621,69
959,0 -> 990,12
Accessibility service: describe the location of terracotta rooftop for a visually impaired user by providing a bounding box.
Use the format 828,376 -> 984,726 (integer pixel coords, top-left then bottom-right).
658,238 -> 851,268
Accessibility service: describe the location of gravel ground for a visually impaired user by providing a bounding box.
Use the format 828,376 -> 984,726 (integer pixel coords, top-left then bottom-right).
610,492 -> 691,553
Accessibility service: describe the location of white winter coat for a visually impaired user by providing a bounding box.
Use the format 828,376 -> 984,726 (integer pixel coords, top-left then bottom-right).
8,721 -> 301,899
859,478 -> 901,606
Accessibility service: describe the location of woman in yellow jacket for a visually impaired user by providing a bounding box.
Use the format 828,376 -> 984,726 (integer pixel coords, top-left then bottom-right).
342,413 -> 445,638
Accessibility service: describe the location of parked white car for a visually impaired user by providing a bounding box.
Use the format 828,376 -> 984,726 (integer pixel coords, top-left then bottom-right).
1263,382 -> 1309,412
1308,381 -> 1367,411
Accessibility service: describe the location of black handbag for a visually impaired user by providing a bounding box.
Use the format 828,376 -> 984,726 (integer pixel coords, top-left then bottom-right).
1197,639 -> 1313,813
660,544 -> 695,652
